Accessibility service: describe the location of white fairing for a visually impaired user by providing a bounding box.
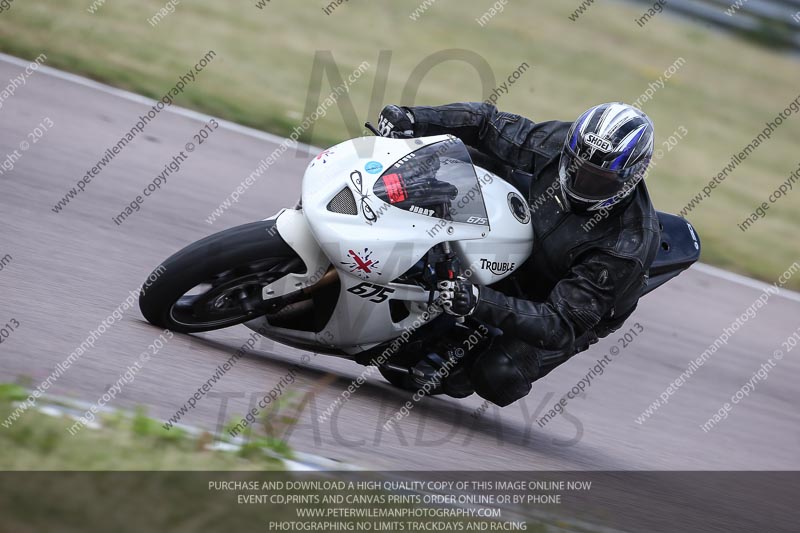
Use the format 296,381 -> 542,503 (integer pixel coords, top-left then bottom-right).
458,167 -> 534,285
303,135 -> 488,282
247,136 -> 533,354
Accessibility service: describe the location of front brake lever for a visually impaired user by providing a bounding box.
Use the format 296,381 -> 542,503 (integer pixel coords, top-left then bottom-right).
364,122 -> 381,136
365,121 -> 415,140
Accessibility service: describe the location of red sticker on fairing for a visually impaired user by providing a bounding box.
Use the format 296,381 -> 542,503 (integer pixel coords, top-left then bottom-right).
381,173 -> 407,203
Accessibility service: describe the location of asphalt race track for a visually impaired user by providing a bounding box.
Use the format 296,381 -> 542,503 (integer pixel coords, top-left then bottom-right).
1,55 -> 799,473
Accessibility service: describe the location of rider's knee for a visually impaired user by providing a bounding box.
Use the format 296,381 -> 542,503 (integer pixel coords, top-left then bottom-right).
470,340 -> 536,407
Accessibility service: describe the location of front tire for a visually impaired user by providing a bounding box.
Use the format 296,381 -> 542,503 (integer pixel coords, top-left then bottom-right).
139,220 -> 302,333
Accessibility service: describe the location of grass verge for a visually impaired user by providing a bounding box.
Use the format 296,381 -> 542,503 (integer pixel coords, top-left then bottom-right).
0,385 -> 554,532
0,383 -> 289,470
1,0 -> 798,287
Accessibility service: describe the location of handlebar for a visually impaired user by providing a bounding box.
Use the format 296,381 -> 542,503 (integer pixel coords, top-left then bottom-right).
364,121 -> 414,139
364,122 -> 381,136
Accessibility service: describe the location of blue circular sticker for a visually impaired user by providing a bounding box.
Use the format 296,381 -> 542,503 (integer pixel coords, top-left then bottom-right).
365,161 -> 383,174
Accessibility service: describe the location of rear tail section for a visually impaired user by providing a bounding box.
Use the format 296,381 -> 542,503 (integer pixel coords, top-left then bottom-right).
642,211 -> 701,296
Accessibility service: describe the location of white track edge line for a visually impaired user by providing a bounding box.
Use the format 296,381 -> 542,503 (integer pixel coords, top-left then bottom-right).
2,52 -> 799,304
692,263 -> 800,303
0,52 -> 317,154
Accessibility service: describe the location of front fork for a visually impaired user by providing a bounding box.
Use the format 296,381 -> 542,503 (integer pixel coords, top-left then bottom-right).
261,208 -> 332,300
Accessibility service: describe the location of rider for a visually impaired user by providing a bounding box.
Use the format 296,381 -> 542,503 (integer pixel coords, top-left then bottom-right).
378,102 -> 660,406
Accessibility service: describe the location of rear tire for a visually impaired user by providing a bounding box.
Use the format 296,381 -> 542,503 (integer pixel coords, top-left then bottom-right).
139,220 -> 301,333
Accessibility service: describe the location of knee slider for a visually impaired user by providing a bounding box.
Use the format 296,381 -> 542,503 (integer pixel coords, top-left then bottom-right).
470,346 -> 532,407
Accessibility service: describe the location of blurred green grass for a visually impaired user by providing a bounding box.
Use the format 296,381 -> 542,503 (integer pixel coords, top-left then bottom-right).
0,386 -> 551,531
1,0 -> 798,287
0,383 -> 289,470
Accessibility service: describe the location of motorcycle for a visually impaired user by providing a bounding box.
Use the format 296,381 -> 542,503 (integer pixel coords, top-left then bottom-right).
139,126 -> 701,392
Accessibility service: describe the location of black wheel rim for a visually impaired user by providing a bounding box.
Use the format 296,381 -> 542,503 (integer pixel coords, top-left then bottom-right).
168,258 -> 299,328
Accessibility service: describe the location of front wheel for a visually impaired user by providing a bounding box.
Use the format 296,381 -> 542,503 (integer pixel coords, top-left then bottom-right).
139,220 -> 303,333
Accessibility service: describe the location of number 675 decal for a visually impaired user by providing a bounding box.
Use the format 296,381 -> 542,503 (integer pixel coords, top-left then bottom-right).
347,282 -> 395,303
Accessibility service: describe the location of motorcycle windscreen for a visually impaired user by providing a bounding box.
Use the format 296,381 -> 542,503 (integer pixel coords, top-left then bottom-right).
373,138 -> 489,226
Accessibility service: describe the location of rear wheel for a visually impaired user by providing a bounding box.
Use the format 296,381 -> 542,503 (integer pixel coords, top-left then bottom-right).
139,221 -> 303,333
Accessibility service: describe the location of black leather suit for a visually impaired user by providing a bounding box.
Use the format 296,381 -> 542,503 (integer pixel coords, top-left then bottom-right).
407,102 -> 661,406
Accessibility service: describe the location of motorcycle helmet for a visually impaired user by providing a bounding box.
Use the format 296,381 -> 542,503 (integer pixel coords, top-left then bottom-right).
559,102 -> 654,212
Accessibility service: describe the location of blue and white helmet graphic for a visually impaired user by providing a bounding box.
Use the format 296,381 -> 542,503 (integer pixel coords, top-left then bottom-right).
559,102 -> 654,212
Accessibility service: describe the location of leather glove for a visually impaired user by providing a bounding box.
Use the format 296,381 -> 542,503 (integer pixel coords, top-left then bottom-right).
438,278 -> 480,317
378,105 -> 415,138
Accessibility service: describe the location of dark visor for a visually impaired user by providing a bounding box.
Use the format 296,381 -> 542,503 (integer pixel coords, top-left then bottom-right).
559,149 -> 636,200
